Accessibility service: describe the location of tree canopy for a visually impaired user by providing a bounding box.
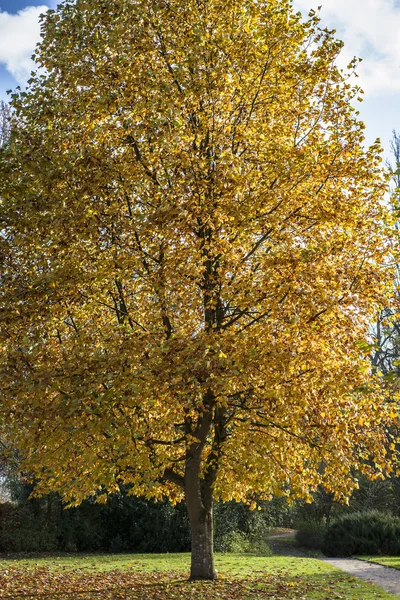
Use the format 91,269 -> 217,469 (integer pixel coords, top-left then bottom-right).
0,0 -> 398,579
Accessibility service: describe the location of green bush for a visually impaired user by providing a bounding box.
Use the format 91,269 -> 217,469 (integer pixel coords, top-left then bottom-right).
0,475 -> 293,554
245,525 -> 272,555
216,528 -> 271,554
0,481 -> 191,553
0,505 -> 60,552
324,510 -> 400,557
295,521 -> 326,551
214,505 -> 272,554
216,529 -> 251,553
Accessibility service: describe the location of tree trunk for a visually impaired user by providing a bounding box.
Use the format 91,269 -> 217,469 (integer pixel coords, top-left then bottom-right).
187,495 -> 216,580
183,391 -> 220,580
185,460 -> 217,580
189,500 -> 216,580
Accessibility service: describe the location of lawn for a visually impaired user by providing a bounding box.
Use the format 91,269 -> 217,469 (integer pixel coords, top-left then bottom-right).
359,556 -> 400,570
0,552 -> 397,599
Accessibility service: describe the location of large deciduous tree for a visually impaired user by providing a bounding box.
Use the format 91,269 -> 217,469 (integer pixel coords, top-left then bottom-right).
0,0 -> 397,579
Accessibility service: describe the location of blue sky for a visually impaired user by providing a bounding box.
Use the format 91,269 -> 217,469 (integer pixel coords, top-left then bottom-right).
1,0 -> 52,10
0,1 -> 399,157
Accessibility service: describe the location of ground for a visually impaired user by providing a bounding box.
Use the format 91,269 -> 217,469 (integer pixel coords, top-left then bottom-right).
360,557 -> 400,570
0,552 -> 397,599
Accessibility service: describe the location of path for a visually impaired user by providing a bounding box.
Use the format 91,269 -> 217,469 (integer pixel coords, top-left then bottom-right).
267,533 -> 400,596
267,533 -> 310,558
323,558 -> 400,597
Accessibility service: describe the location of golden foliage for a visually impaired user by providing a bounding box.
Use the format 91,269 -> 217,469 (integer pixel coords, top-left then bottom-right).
0,0 -> 397,507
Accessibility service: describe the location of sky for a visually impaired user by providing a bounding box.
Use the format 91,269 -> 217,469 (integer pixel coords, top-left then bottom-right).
0,0 -> 399,156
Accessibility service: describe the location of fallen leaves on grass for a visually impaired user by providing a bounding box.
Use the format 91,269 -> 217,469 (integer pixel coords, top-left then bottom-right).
0,567 -> 372,600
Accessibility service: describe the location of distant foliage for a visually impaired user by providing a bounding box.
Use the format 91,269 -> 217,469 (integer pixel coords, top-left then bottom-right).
0,480 -> 293,553
323,511 -> 400,557
214,502 -> 273,554
0,484 -> 191,553
293,477 -> 400,530
215,528 -> 271,555
214,499 -> 292,553
295,522 -> 326,551
293,487 -> 338,528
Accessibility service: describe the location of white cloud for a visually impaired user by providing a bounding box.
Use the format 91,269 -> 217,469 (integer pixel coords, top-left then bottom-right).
293,0 -> 400,95
1,2 -> 399,97
0,6 -> 49,86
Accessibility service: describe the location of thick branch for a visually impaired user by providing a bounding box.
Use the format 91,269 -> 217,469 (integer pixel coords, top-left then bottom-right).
163,467 -> 185,489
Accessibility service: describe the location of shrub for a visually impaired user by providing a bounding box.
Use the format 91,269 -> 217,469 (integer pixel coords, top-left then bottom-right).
214,508 -> 272,555
216,529 -> 251,553
215,528 -> 271,554
245,527 -> 272,555
323,510 -> 400,557
0,505 -> 60,552
295,521 -> 326,551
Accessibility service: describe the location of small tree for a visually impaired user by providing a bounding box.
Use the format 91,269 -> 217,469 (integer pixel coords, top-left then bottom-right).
0,0 -> 397,579
372,130 -> 400,377
0,100 -> 11,149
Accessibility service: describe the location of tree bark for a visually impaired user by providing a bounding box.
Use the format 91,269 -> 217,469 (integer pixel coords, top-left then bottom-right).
186,480 -> 216,580
183,391 -> 221,580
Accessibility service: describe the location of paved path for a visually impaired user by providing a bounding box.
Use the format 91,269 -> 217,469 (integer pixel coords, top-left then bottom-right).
268,531 -> 400,596
323,558 -> 400,597
267,532 -> 296,539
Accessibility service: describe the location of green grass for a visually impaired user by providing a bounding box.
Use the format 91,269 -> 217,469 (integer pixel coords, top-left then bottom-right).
359,556 -> 400,570
267,527 -> 296,536
0,552 -> 398,599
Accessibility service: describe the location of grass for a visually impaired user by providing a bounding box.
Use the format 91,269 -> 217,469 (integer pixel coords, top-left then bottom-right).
267,527 -> 296,536
359,556 -> 400,570
0,552 -> 398,599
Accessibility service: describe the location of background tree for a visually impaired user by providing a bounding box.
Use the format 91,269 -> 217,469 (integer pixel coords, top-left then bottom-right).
0,0 -> 397,579
0,100 -> 11,149
372,130 -> 400,377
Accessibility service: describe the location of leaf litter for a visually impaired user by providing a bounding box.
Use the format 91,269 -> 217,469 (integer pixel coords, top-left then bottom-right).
0,566 -> 391,600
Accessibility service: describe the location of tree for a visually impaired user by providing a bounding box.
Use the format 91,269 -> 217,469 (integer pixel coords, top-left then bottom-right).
0,100 -> 11,149
372,130 -> 400,377
0,0 -> 397,580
